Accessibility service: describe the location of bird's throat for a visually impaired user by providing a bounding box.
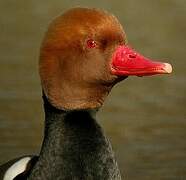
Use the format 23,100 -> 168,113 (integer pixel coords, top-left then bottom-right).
28,95 -> 121,180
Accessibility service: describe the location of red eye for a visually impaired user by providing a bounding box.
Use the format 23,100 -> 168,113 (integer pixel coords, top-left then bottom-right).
86,39 -> 97,48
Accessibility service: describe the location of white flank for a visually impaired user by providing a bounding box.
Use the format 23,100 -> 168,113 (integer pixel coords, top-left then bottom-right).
3,157 -> 31,180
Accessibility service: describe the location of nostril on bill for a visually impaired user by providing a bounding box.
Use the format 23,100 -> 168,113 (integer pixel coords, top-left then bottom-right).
128,53 -> 136,59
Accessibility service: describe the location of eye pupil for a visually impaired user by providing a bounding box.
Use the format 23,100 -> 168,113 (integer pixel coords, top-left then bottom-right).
87,39 -> 96,48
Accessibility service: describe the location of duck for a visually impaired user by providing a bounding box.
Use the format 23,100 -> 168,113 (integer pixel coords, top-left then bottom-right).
0,7 -> 172,180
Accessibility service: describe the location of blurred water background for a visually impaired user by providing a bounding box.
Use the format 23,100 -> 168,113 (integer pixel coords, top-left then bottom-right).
0,0 -> 185,179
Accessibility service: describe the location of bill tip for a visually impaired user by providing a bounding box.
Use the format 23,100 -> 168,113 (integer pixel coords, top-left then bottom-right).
163,63 -> 172,74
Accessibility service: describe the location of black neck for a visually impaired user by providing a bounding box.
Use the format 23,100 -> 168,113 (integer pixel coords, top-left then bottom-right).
28,96 -> 121,180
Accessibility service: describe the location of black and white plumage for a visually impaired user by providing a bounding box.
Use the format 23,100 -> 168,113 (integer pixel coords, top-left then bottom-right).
0,96 -> 121,180
0,156 -> 37,180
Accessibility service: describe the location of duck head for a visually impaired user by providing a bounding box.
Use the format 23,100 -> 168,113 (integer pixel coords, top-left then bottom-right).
39,7 -> 172,110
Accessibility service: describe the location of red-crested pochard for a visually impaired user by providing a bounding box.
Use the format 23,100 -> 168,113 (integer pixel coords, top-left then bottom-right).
0,7 -> 172,180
